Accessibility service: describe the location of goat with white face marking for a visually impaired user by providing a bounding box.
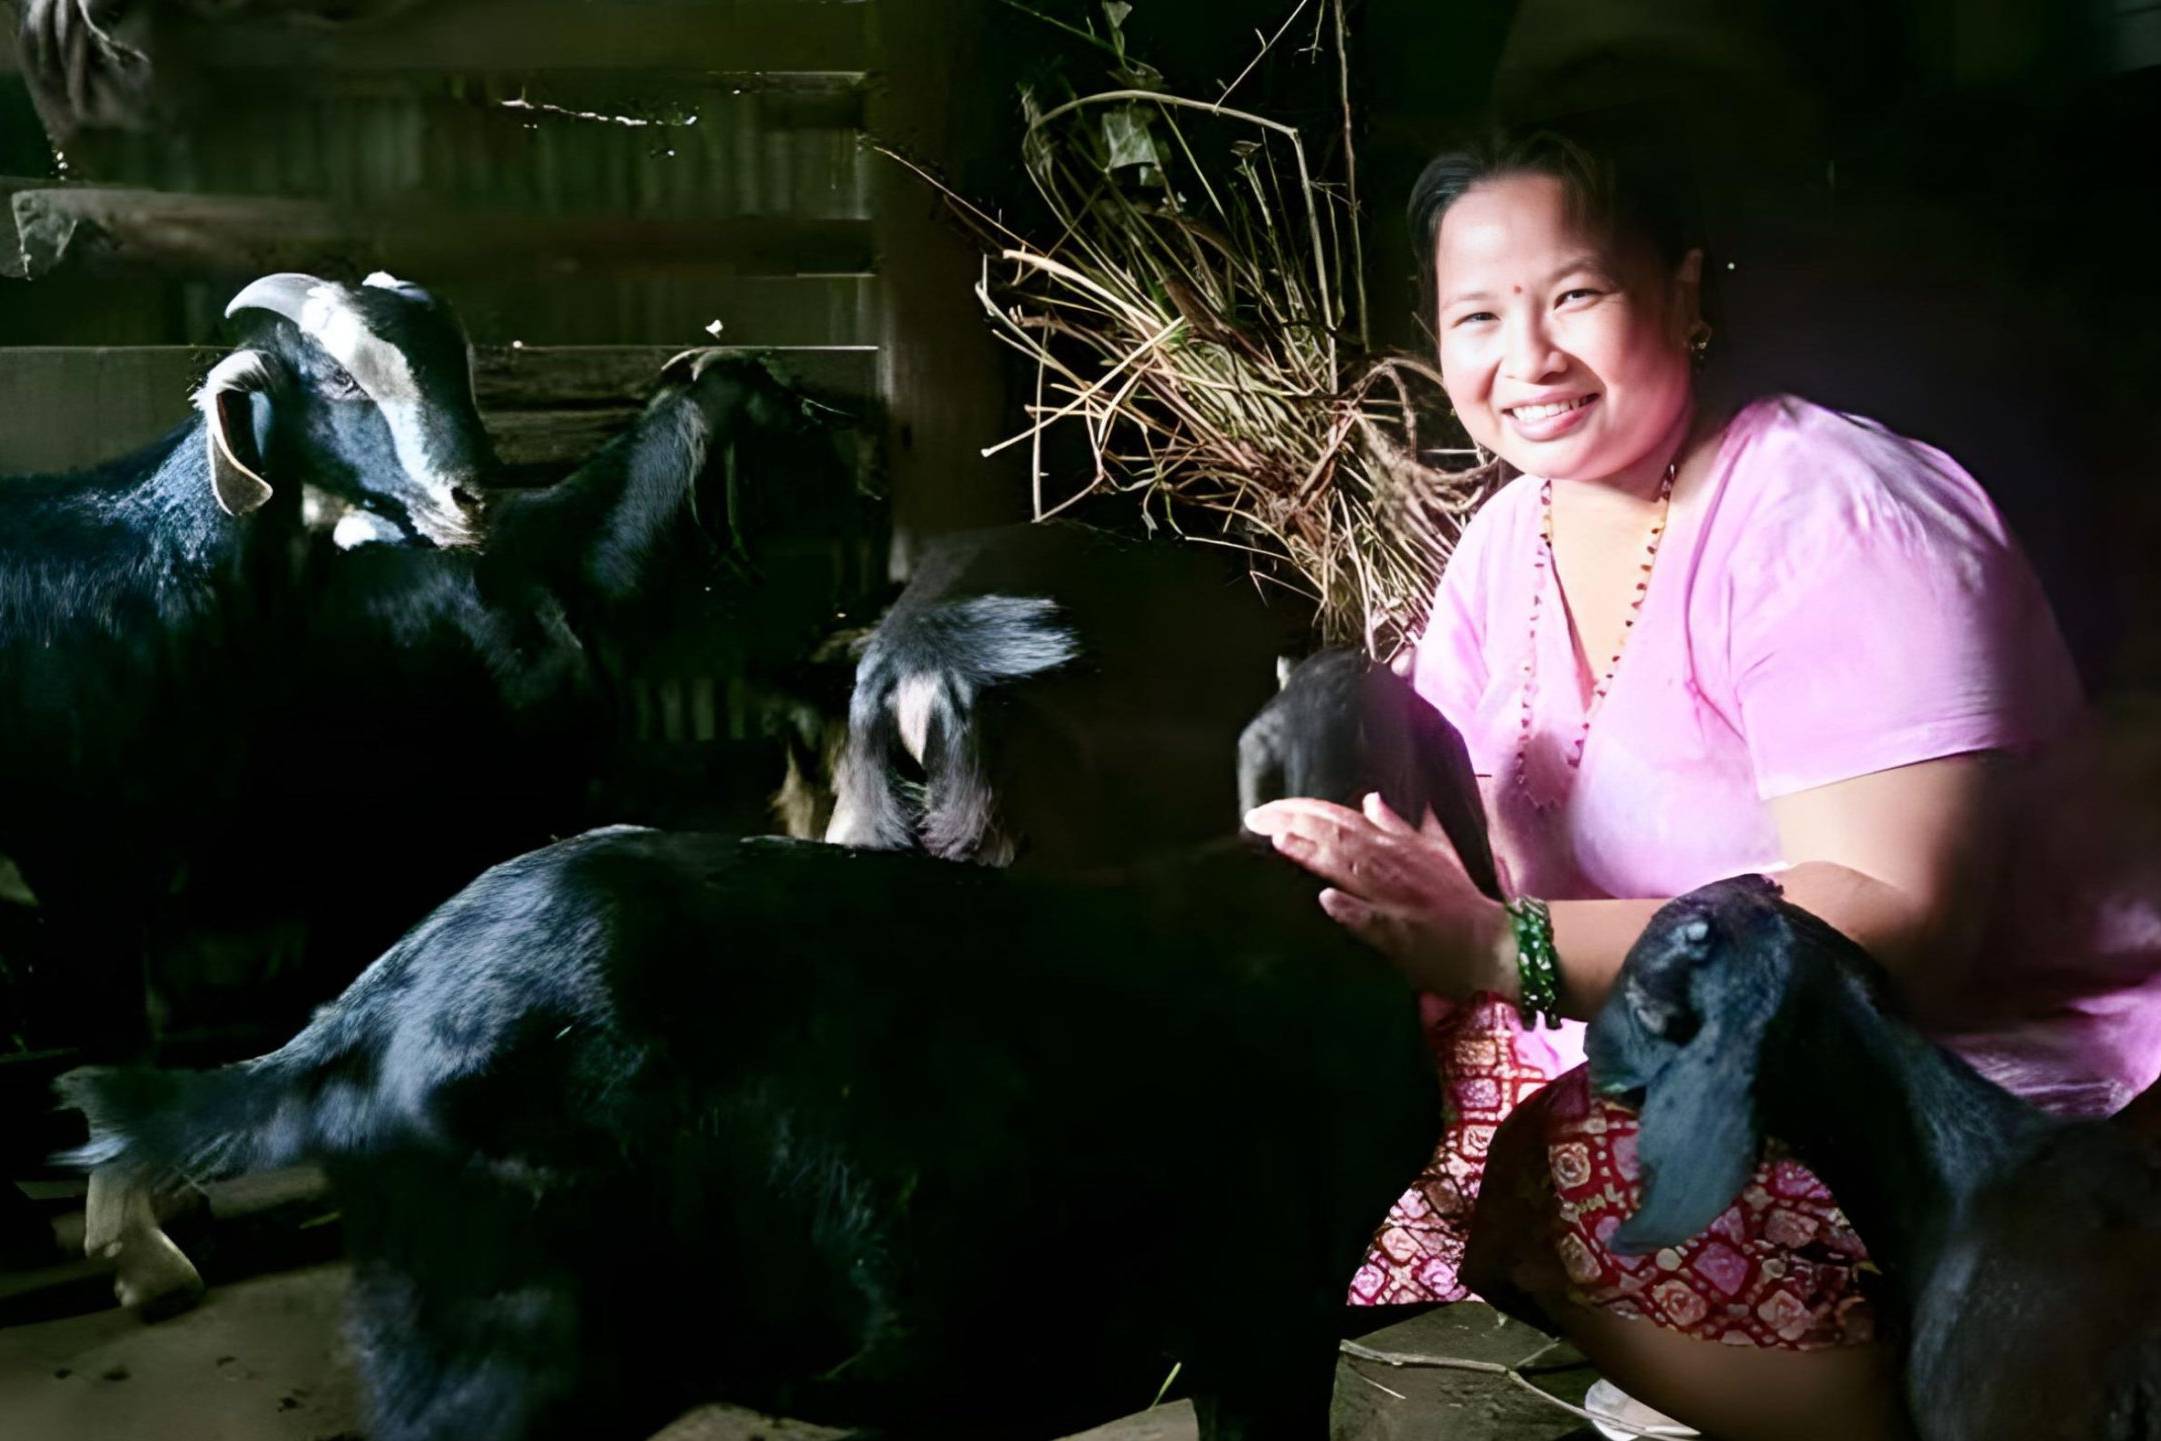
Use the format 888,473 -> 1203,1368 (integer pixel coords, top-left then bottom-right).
1585,876 -> 2161,1441
233,271 -> 495,548
826,521 -> 1301,868
0,270 -> 494,1045
0,270 -> 492,1303
83,350 -> 848,1316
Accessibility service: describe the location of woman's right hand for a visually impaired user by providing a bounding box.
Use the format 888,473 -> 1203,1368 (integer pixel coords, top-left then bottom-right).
1245,792 -> 1519,1001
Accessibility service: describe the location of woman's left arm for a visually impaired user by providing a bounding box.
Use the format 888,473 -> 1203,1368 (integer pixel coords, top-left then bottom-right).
1758,749 -> 2012,1013
1247,750 -> 2012,1020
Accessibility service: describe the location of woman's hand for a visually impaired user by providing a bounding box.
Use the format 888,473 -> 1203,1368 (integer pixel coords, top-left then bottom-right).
1244,792 -> 1517,1000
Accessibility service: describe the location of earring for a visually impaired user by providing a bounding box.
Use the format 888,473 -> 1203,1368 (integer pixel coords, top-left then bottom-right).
1687,320 -> 1714,367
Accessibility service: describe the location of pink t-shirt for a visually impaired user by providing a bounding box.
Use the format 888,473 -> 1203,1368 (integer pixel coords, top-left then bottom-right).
1415,393 -> 2160,1117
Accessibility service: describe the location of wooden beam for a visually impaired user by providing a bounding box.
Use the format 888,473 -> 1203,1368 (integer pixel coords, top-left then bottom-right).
473,344 -> 877,408
0,0 -> 872,77
9,187 -> 873,280
0,273 -> 880,348
0,344 -> 877,475
867,0 -> 1023,576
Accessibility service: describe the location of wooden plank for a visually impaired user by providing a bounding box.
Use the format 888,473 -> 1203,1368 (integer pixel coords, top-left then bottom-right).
0,272 -> 879,348
0,0 -> 871,77
0,347 -> 208,475
10,186 -> 873,280
60,78 -> 869,222
0,344 -> 877,474
441,275 -> 882,347
472,344 -> 876,408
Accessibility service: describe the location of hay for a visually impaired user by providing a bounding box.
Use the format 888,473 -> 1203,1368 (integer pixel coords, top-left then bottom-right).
883,0 -> 1499,659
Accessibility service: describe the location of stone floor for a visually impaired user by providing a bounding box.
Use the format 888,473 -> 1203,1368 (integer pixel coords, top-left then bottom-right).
0,1175 -> 1604,1441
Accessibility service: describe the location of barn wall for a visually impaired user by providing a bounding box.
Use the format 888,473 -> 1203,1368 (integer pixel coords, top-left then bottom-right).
0,0 -> 1014,543
0,0 -> 1034,795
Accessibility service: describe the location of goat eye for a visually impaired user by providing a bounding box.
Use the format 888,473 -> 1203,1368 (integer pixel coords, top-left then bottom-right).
323,365 -> 365,400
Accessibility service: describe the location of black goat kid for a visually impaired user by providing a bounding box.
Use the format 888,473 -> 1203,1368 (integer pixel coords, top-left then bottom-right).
1589,876 -> 2161,1441
0,270 -> 493,1062
61,828 -> 1440,1441
1237,647 -> 1504,900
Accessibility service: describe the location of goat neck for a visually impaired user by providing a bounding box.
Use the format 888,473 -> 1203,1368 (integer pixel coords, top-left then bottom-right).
1760,951 -> 2049,1303
487,359 -> 762,616
0,422 -> 277,635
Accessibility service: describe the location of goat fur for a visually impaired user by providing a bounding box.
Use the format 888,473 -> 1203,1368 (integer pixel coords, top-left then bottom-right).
62,828 -> 1439,1441
827,520 -> 1302,868
1590,876 -> 2161,1441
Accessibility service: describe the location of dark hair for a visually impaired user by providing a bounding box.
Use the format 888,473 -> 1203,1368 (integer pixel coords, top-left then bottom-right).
1407,114 -> 1710,340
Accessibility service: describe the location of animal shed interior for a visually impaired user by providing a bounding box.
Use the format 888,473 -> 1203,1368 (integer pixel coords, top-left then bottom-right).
0,6 -> 1592,1438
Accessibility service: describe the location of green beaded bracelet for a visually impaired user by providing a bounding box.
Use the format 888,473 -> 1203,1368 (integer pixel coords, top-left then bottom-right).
1505,896 -> 1563,1029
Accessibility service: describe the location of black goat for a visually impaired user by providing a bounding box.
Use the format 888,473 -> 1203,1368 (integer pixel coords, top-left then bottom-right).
243,348 -> 839,975
77,350 -> 862,1317
60,828 -> 1440,1441
50,656 -> 1493,1438
0,269 -> 495,1305
0,269 -> 493,1062
1236,646 -> 1505,899
825,520 -> 1301,867
1589,875 -> 2161,1441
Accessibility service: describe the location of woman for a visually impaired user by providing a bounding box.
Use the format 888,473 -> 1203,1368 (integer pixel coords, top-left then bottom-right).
1246,126 -> 2160,1439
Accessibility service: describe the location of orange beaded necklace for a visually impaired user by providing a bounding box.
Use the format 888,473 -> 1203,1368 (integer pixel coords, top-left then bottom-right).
1512,459 -> 1676,812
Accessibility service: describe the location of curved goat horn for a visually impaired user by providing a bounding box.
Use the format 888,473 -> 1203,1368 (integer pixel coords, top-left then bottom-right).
193,349 -> 284,517
661,347 -> 736,384
224,272 -> 338,325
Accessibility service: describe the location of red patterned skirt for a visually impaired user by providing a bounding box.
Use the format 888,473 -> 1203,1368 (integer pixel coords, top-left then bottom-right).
1349,993 -> 1880,1351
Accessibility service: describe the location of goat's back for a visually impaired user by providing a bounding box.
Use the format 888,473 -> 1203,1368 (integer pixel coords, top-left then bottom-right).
1911,1123 -> 2161,1441
73,827 -> 1436,1438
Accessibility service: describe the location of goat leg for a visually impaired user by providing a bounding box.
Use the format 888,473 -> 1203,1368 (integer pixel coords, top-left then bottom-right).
83,1165 -> 204,1319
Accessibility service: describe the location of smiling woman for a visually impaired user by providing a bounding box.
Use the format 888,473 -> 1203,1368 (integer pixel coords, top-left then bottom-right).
1245,117 -> 2161,1441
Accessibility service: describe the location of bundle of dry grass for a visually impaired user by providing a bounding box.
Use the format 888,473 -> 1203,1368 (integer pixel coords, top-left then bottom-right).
882,0 -> 1499,659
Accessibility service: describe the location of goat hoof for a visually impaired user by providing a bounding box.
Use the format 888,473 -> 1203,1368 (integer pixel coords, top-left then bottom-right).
110,1230 -> 205,1321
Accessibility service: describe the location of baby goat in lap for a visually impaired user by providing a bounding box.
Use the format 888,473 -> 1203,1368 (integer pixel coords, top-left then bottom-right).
1592,875 -> 2161,1441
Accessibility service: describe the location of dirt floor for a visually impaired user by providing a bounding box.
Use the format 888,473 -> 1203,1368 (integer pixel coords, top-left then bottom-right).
0,1174 -> 1604,1441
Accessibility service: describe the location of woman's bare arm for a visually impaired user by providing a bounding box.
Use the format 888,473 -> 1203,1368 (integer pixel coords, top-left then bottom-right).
1247,752 -> 2012,1020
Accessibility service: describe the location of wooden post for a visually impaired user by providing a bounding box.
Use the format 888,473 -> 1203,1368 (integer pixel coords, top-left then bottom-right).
866,0 -> 1024,578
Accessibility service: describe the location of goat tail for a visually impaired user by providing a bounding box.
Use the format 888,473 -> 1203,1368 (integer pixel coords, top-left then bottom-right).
55,1064 -> 285,1180
54,987 -> 380,1185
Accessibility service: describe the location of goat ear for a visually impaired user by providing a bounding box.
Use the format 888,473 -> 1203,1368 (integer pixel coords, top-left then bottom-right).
195,349 -> 280,517
1604,935 -> 1781,1255
1609,1016 -> 1768,1254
